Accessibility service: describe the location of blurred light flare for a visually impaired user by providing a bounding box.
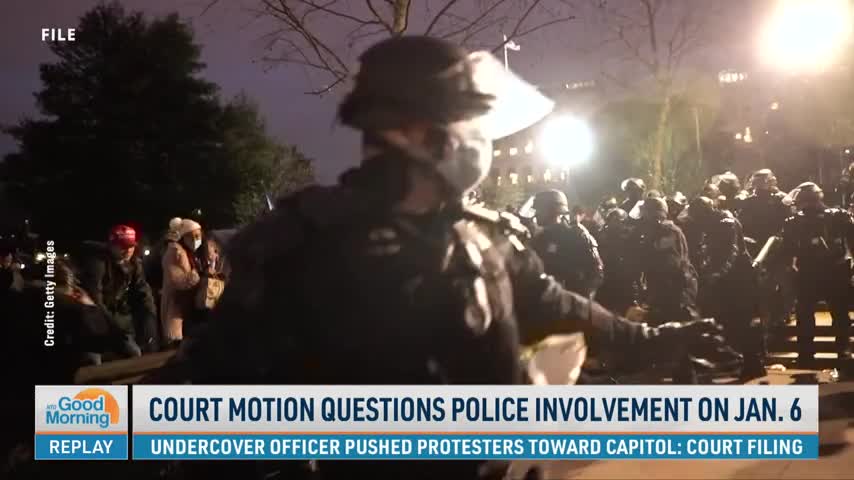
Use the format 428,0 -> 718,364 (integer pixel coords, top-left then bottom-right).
760,0 -> 852,72
539,115 -> 595,167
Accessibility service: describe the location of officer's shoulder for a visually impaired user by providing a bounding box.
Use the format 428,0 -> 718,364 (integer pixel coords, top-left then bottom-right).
462,204 -> 530,239
826,207 -> 854,220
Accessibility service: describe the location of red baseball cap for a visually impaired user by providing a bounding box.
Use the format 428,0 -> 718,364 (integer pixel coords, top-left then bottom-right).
109,225 -> 137,248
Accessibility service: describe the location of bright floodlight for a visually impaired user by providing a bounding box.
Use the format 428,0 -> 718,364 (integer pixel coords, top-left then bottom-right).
539,115 -> 594,167
760,0 -> 852,72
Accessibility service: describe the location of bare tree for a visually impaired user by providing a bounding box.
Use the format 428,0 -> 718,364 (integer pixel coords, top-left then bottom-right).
586,0 -> 723,189
206,0 -> 575,94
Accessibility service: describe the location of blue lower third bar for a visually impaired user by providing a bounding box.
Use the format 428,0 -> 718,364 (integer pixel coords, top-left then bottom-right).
35,433 -> 128,460
132,434 -> 818,460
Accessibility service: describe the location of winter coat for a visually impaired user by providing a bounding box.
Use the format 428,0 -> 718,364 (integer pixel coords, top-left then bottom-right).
160,241 -> 201,341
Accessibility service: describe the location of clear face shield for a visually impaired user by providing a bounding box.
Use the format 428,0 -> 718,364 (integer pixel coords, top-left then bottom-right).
385,51 -> 554,195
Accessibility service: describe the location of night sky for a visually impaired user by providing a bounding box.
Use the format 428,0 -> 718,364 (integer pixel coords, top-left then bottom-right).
1,1 -> 768,183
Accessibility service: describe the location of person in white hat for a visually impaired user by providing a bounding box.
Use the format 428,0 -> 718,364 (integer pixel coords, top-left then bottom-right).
160,218 -> 203,344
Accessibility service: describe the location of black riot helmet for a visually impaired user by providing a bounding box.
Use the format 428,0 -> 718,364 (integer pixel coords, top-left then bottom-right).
600,196 -> 618,212
639,197 -> 669,221
533,189 -> 570,218
747,169 -> 778,193
621,178 -> 646,197
687,195 -> 718,224
701,182 -> 720,199
791,182 -> 824,209
339,36 -> 494,132
714,171 -> 741,198
605,207 -> 628,225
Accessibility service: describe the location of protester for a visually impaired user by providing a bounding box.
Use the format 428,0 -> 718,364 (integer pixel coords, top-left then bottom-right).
79,225 -> 157,357
160,218 -> 203,344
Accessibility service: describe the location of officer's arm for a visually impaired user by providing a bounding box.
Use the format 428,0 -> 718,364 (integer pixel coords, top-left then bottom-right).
177,206 -> 304,384
506,243 -> 650,348
578,226 -> 605,293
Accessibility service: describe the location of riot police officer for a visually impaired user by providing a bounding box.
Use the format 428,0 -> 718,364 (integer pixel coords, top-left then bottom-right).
780,182 -> 854,365
686,196 -> 764,379
739,169 -> 795,334
630,197 -> 700,324
596,208 -> 638,315
530,190 -> 604,296
172,36 -> 719,480
740,169 -> 792,256
713,171 -> 747,215
619,177 -> 645,213
666,192 -> 688,222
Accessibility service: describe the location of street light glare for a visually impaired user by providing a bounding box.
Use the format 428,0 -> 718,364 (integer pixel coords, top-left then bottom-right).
539,115 -> 594,167
759,0 -> 852,72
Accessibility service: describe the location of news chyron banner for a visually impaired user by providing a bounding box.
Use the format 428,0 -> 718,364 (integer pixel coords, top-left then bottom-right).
35,385 -> 129,460
132,385 -> 818,461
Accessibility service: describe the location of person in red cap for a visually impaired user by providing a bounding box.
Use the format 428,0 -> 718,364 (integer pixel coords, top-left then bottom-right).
78,224 -> 158,358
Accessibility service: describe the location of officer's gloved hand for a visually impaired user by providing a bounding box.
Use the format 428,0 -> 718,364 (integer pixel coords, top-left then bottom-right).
644,318 -> 721,358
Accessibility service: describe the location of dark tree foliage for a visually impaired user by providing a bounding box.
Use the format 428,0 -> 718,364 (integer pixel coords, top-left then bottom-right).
1,2 -> 312,245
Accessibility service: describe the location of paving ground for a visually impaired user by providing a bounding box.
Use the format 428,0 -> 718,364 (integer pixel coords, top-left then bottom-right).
508,369 -> 854,480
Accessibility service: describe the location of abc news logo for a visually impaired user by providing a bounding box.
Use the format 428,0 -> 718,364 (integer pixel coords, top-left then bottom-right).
41,28 -> 76,42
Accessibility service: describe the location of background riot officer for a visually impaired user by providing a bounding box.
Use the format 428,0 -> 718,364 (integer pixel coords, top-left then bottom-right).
780,182 -> 854,365
596,208 -> 638,315
530,189 -> 604,297
713,171 -> 747,215
171,36 -> 720,480
629,197 -> 700,324
666,192 -> 688,222
686,196 -> 764,379
619,177 -> 645,213
739,169 -> 795,334
740,169 -> 792,256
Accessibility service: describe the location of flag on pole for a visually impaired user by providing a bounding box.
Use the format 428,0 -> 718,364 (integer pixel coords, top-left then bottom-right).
505,39 -> 521,51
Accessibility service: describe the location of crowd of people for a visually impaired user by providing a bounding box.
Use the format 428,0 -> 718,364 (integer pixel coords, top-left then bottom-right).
2,34 -> 854,480
510,169 -> 854,380
2,217 -> 229,386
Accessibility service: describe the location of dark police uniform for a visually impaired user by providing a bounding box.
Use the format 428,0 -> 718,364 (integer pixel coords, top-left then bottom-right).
630,217 -> 699,324
531,217 -> 604,297
169,34 -> 717,480
596,209 -> 638,315
694,211 -> 762,376
780,206 -> 854,361
175,171 -> 712,480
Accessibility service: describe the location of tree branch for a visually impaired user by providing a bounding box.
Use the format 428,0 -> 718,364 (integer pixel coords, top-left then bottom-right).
424,0 -> 460,36
295,0 -> 380,26
439,0 -> 507,39
491,0 -> 544,53
305,74 -> 347,95
365,0 -> 393,34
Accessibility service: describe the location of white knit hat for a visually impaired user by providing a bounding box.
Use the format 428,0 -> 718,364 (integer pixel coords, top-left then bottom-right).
178,219 -> 202,237
168,217 -> 183,232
